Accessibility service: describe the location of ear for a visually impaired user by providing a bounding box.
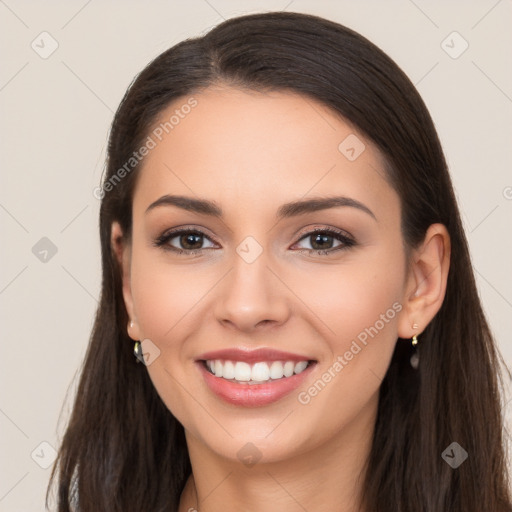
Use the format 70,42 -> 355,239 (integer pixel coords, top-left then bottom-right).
397,223 -> 451,339
111,221 -> 141,341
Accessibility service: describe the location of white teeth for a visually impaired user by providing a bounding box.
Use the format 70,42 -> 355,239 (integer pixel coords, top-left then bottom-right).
251,362 -> 270,382
204,359 -> 312,383
283,361 -> 295,377
269,361 -> 284,379
294,361 -> 308,373
234,361 -> 251,381
222,360 -> 235,380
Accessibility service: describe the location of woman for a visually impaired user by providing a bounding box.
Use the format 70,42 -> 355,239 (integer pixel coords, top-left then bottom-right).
46,11 -> 512,512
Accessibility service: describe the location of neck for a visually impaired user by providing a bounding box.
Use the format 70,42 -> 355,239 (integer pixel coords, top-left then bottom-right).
178,393 -> 377,512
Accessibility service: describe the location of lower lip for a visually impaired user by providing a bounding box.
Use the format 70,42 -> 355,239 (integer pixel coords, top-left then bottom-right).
196,361 -> 317,407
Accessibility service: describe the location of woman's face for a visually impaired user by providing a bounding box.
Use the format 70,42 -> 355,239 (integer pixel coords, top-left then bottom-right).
120,86 -> 415,464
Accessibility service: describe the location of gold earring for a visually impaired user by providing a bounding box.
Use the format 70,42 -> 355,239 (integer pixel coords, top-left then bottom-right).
412,323 -> 419,346
134,340 -> 143,363
410,324 -> 420,369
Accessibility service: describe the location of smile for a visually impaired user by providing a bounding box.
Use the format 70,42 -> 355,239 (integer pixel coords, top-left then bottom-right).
203,359 -> 312,384
195,347 -> 318,406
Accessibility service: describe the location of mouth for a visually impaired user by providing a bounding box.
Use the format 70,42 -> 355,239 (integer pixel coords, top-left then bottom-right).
200,358 -> 317,384
194,349 -> 318,407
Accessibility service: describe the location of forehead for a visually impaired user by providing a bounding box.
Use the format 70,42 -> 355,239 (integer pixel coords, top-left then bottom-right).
133,87 -> 398,223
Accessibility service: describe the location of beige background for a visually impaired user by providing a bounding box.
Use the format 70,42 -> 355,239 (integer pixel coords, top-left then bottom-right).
1,0 -> 511,509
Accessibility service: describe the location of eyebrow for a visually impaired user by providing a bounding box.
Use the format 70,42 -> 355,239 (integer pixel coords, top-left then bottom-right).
145,194 -> 376,221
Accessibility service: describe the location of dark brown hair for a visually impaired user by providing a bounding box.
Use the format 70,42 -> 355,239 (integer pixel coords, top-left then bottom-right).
47,11 -> 512,512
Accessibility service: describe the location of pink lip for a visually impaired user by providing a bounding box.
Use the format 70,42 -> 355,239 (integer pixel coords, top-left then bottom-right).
196,347 -> 315,364
196,360 -> 317,407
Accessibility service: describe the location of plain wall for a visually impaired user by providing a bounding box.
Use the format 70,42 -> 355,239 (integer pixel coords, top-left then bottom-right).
1,0 -> 511,509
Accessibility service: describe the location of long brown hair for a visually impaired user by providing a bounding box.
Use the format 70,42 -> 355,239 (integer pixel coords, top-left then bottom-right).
46,11 -> 512,512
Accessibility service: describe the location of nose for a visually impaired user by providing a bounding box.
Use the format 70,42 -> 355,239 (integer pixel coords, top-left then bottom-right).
213,249 -> 291,333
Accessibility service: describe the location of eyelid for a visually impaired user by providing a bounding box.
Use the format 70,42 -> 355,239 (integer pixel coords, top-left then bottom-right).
294,225 -> 353,242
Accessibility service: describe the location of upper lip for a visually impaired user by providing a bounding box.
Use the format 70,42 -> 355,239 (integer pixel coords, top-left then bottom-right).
196,347 -> 316,364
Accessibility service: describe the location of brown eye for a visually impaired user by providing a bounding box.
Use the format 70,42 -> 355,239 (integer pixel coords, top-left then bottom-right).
293,228 -> 355,255
154,229 -> 216,254
308,233 -> 337,251
177,232 -> 204,250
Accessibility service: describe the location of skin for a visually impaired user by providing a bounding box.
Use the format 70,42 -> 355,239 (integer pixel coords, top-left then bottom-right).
111,86 -> 450,512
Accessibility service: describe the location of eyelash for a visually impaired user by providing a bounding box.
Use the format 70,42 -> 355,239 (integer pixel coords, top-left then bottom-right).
153,226 -> 356,257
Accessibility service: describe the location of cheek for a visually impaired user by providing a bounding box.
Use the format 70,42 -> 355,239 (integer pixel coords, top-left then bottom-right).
130,248 -> 208,343
331,268 -> 402,346
291,247 -> 405,424
128,248 -> 211,423
292,250 -> 405,352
